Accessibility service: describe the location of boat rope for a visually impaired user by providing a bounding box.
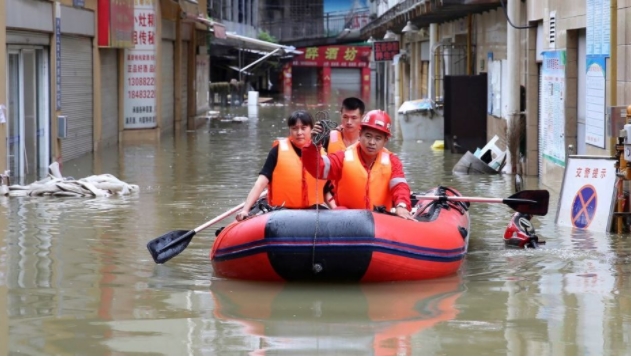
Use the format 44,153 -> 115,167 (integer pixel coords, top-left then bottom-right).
311,117 -> 338,274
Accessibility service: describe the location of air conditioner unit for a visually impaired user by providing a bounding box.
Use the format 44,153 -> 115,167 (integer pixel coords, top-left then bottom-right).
58,116 -> 68,139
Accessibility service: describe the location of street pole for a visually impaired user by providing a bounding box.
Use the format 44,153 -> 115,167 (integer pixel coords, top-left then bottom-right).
506,0 -> 520,173
428,23 -> 437,102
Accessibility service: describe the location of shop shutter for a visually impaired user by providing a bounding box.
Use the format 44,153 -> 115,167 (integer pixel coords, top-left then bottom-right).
60,35 -> 93,161
161,40 -> 174,134
331,68 -> 361,97
181,41 -> 189,124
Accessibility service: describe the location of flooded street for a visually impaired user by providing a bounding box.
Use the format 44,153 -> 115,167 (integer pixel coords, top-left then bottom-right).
2,95 -> 631,355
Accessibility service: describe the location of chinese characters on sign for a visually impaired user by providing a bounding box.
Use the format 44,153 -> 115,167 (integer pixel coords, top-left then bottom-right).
123,0 -> 157,129
556,156 -> 617,232
372,40 -> 400,62
585,56 -> 606,148
97,0 -> 134,48
574,167 -> 608,179
292,45 -> 372,67
540,50 -> 566,167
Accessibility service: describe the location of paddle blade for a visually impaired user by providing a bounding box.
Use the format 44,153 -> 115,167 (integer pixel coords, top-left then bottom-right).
147,230 -> 196,264
505,190 -> 550,216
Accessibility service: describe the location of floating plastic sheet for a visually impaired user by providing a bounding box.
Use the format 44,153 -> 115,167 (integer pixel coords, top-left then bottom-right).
397,98 -> 435,114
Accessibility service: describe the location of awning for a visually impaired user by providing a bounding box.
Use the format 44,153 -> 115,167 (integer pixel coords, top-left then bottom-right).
180,12 -> 302,55
228,65 -> 254,76
223,32 -> 302,55
180,12 -> 301,74
361,0 -> 501,39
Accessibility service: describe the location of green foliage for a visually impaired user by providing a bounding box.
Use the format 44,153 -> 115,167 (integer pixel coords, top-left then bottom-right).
258,31 -> 278,44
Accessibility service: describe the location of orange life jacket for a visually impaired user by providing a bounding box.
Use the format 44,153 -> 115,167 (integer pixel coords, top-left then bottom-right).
326,130 -> 347,153
269,138 -> 327,208
335,144 -> 393,210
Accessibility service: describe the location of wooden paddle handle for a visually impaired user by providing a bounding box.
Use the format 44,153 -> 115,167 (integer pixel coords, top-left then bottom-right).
193,190 -> 268,233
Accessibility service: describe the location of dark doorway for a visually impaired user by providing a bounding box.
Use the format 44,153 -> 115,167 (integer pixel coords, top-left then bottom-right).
444,74 -> 488,153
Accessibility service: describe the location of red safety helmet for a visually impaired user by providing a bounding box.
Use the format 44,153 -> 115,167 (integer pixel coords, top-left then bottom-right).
360,110 -> 392,137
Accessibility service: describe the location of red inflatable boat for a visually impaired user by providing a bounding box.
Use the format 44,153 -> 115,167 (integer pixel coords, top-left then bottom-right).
210,186 -> 470,282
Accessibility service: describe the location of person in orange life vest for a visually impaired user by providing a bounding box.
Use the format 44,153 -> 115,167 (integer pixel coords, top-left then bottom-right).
312,97 -> 366,153
236,110 -> 327,221
311,97 -> 366,207
302,110 -> 414,220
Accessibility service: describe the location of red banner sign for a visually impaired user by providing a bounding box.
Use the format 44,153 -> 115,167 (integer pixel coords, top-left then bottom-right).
373,40 -> 400,62
292,45 -> 372,67
98,0 -> 134,48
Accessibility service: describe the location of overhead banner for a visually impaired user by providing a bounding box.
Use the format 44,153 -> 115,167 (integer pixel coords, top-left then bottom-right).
556,155 -> 617,232
123,0 -> 157,129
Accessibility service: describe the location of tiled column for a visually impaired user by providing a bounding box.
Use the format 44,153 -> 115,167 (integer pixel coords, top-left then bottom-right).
282,62 -> 292,99
361,66 -> 371,102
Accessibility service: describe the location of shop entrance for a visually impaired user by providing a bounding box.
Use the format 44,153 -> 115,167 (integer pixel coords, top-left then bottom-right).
6,47 -> 50,183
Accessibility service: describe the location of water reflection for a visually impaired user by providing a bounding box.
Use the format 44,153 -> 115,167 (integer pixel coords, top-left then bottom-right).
209,277 -> 464,355
0,90 -> 631,354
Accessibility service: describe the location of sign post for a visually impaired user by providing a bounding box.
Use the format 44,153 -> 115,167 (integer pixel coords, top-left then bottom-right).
556,155 -> 617,231
372,40 -> 400,62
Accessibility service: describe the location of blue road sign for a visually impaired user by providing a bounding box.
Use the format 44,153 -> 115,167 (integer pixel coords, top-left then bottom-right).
571,185 -> 598,229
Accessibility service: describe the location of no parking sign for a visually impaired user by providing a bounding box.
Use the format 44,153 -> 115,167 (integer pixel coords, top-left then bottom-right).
556,155 -> 618,232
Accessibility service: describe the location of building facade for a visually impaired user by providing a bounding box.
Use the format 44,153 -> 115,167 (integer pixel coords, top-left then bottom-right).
362,0 -> 625,189
1,0 -> 211,184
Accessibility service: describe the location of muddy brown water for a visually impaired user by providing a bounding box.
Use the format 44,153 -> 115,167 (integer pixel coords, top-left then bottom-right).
1,94 -> 630,355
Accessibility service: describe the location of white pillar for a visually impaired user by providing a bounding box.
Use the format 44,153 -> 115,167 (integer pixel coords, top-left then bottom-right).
428,23 -> 438,101
394,58 -> 400,109
505,0 -> 521,173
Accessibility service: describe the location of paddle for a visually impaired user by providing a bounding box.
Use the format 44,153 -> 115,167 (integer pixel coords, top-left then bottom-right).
417,190 -> 550,216
147,191 -> 267,264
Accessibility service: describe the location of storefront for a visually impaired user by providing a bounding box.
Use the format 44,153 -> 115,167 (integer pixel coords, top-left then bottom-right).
4,0 -> 54,182
100,49 -> 119,147
291,45 -> 372,103
60,33 -> 93,162
97,0 -> 133,147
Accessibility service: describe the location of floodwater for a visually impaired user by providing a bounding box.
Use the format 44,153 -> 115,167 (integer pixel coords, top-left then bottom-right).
1,92 -> 631,355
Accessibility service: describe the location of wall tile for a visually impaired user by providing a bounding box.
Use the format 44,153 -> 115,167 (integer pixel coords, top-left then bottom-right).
618,8 -> 627,45
617,80 -> 626,105
618,45 -> 627,82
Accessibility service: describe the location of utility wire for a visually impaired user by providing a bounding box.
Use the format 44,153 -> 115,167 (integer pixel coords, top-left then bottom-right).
499,0 -> 536,29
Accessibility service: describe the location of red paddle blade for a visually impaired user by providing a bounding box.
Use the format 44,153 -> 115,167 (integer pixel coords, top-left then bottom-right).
505,190 -> 550,216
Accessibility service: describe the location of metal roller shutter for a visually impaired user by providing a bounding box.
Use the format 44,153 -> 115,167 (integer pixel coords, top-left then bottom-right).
181,41 -> 188,123
331,68 -> 361,96
161,40 -> 174,133
292,68 -> 318,88
100,49 -> 118,146
61,36 -> 93,161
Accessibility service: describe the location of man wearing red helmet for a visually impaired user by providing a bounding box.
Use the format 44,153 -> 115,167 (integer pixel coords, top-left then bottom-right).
302,110 -> 414,220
